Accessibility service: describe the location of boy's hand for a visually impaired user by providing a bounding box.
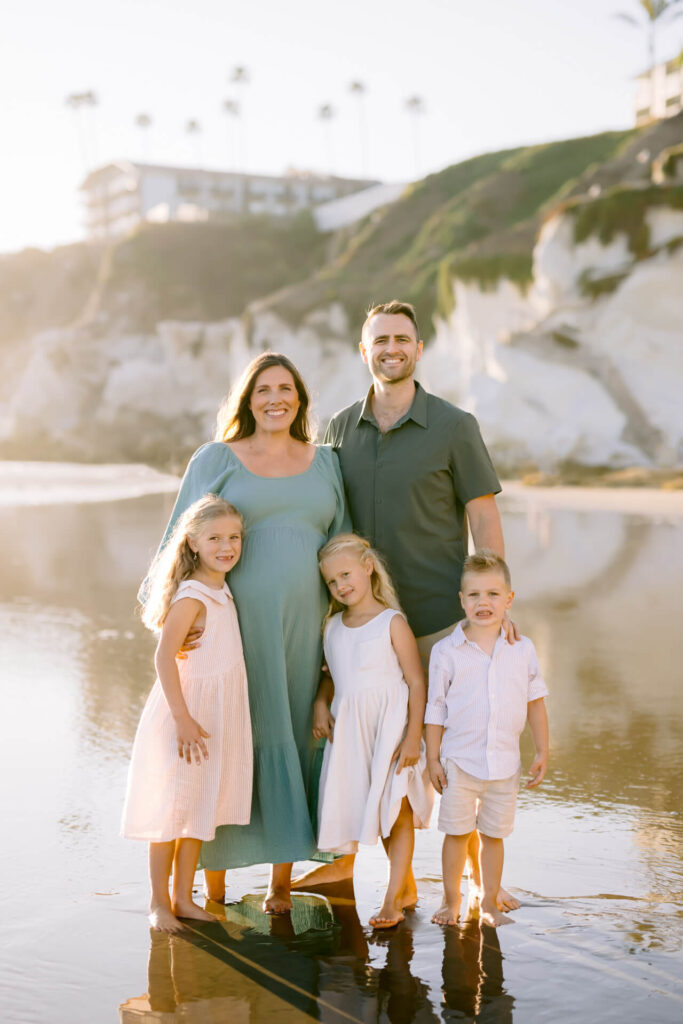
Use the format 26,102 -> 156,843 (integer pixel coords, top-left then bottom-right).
394,736 -> 420,775
526,752 -> 547,788
175,714 -> 210,764
428,757 -> 447,794
312,700 -> 335,741
176,626 -> 203,660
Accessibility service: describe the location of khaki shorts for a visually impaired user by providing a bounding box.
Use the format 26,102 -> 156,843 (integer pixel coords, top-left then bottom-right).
438,760 -> 520,839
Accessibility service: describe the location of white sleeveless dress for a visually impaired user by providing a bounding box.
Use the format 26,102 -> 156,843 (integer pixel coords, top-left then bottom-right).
121,580 -> 252,842
317,608 -> 433,854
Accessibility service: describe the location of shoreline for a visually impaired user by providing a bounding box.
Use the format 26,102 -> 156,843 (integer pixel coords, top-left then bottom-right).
500,479 -> 683,516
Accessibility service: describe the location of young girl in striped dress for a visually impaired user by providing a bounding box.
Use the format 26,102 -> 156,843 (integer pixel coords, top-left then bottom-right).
122,495 -> 252,933
313,534 -> 433,928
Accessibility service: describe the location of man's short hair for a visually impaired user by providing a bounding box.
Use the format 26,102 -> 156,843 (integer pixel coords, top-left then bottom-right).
461,549 -> 512,590
362,300 -> 420,342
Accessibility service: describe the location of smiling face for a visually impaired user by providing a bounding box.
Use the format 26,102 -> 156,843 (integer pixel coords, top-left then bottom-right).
190,514 -> 243,576
360,312 -> 423,385
320,551 -> 374,609
459,568 -> 513,631
249,365 -> 301,434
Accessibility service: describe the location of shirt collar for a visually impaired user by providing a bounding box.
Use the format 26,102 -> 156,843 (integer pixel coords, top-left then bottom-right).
356,380 -> 429,430
451,621 -> 507,649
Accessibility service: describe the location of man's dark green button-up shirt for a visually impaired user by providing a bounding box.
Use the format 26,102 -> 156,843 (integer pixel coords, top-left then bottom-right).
323,383 -> 501,637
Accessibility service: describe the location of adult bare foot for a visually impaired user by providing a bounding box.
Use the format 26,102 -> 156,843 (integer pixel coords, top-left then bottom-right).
497,886 -> 521,911
263,887 -> 292,914
431,895 -> 462,927
149,905 -> 184,933
369,897 -> 405,930
399,876 -> 418,910
291,855 -> 355,890
173,899 -> 217,923
480,901 -> 513,927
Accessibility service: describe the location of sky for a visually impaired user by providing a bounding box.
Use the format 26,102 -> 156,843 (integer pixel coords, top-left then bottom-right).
1,0 -> 681,254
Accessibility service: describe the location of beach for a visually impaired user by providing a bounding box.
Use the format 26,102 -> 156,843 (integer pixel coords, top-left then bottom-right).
0,464 -> 681,1023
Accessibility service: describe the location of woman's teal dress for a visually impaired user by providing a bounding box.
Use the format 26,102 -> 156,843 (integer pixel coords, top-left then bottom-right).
152,442 -> 349,868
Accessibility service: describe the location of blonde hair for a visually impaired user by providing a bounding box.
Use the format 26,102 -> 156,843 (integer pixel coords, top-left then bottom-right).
215,352 -> 312,443
318,533 -> 402,628
142,495 -> 243,632
461,549 -> 511,590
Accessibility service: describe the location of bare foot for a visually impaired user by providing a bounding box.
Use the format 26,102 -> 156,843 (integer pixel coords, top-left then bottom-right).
203,888 -> 226,904
369,902 -> 405,930
399,874 -> 418,910
497,886 -> 521,911
431,896 -> 462,926
480,901 -> 513,927
173,899 -> 217,923
149,905 -> 184,933
469,884 -> 520,912
263,887 -> 292,914
291,855 -> 355,890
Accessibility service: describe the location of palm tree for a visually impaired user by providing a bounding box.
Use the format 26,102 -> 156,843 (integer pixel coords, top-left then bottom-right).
223,98 -> 240,171
317,104 -> 336,175
229,66 -> 250,171
615,1 -> 683,69
134,113 -> 153,161
349,80 -> 369,178
65,90 -> 98,172
185,119 -> 202,166
404,95 -> 425,180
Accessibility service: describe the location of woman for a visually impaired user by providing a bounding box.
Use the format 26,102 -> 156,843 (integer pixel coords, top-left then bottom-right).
149,352 -> 348,912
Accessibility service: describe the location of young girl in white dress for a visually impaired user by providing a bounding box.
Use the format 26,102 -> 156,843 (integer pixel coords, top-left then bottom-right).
313,533 -> 433,929
122,495 -> 252,933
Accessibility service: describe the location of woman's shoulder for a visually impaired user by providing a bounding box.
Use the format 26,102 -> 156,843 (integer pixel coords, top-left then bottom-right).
189,440 -> 232,467
314,443 -> 343,475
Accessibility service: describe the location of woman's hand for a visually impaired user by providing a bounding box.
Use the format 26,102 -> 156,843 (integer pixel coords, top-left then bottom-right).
175,714 -> 210,764
312,700 -> 335,741
395,736 -> 420,775
176,626 -> 204,660
428,757 -> 447,794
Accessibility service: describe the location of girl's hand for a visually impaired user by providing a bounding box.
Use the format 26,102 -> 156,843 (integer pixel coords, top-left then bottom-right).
428,757 -> 447,794
394,737 -> 420,775
312,700 -> 335,741
526,751 -> 547,788
175,715 -> 210,764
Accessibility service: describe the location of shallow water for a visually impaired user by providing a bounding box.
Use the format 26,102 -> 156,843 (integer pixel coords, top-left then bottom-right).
1,469 -> 682,1023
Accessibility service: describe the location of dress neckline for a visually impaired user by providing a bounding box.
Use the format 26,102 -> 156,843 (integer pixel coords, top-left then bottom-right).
340,607 -> 395,631
224,443 -> 319,480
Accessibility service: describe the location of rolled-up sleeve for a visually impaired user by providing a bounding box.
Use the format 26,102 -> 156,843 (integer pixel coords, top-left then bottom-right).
526,641 -> 549,701
425,646 -> 451,726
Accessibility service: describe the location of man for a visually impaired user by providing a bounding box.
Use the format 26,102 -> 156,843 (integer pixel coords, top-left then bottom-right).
293,300 -> 519,914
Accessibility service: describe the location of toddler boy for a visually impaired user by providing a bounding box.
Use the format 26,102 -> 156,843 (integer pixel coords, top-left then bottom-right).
425,550 -> 548,927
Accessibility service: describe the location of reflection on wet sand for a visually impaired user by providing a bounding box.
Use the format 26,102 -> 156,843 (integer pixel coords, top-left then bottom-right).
120,889 -> 511,1023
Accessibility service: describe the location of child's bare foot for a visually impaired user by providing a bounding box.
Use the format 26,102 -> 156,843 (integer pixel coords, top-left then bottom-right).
480,900 -> 513,927
149,905 -> 184,933
369,896 -> 405,930
291,855 -> 355,890
263,887 -> 292,914
469,884 -> 520,912
497,886 -> 520,911
172,898 -> 217,923
431,895 -> 462,926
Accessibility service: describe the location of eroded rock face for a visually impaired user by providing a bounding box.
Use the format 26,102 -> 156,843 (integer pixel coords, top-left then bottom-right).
3,209 -> 682,471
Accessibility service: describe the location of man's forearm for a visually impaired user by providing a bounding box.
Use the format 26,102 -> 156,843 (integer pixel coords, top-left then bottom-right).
465,495 -> 505,557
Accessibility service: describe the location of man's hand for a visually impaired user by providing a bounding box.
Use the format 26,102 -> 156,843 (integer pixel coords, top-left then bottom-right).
394,736 -> 420,774
312,700 -> 335,741
526,751 -> 547,788
502,611 -> 521,644
176,626 -> 203,660
428,757 -> 447,794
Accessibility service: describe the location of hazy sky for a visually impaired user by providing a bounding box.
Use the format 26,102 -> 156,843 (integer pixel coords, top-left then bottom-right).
1,0 -> 681,254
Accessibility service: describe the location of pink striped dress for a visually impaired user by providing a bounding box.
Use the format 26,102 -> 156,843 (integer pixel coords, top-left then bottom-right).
121,580 -> 252,842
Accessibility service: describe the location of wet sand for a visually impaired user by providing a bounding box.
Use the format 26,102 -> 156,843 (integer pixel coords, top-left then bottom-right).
0,466 -> 682,1022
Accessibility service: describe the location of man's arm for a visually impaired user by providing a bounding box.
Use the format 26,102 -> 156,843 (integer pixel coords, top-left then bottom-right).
465,493 -> 504,556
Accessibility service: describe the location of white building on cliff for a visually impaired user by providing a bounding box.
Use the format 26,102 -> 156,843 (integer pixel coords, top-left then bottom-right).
634,56 -> 683,125
80,162 -> 378,241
